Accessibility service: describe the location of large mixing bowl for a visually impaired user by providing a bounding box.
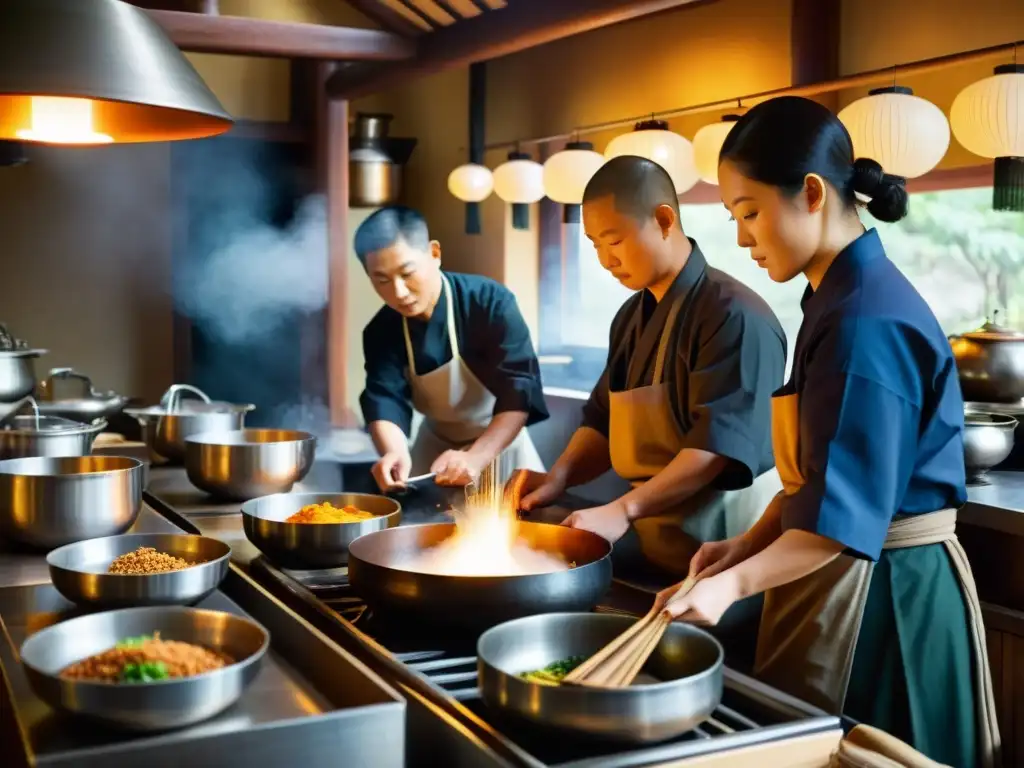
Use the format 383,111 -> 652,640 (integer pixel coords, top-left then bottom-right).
478,612 -> 724,743
19,605 -> 269,731
241,492 -> 401,569
0,349 -> 46,402
48,533 -> 231,609
0,455 -> 144,549
185,429 -> 317,501
963,412 -> 1017,481
0,414 -> 106,459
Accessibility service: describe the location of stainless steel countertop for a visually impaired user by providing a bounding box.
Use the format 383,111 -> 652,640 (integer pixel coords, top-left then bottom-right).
0,505 -> 183,589
961,471 -> 1024,536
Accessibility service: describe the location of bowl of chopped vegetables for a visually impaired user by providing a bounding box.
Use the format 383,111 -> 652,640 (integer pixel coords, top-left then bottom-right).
477,612 -> 723,742
19,605 -> 269,731
47,533 -> 232,609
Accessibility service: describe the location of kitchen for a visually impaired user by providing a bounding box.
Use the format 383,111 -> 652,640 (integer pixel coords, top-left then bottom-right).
1,0 -> 1024,766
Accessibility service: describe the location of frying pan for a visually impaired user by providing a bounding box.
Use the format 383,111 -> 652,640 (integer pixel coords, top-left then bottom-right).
347,521 -> 613,631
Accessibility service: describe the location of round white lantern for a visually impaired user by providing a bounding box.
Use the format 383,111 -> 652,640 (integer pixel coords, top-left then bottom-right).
493,152 -> 545,203
951,64 -> 1024,211
543,141 -> 607,203
447,163 -> 493,202
693,115 -> 740,185
838,86 -> 950,179
604,120 -> 699,194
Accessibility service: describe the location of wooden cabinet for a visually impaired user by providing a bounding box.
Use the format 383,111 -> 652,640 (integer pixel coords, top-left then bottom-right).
983,603 -> 1024,767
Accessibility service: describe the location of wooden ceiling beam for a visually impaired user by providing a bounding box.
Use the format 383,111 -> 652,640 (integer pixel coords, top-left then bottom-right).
342,0 -> 427,37
144,9 -> 417,59
326,0 -> 712,98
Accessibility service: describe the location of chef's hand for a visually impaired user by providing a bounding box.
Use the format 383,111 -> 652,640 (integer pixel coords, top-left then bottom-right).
660,572 -> 740,626
686,535 -> 753,580
431,450 -> 487,487
561,502 -> 630,544
518,470 -> 567,511
372,451 -> 411,492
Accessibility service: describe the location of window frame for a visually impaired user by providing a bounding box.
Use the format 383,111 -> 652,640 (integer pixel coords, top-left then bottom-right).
537,148 -> 995,392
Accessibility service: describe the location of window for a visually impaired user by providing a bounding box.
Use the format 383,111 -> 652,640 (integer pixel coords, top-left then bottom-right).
538,165 -> 1009,394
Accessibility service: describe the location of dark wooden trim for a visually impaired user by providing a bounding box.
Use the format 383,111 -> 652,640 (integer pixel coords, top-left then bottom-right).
906,163 -> 994,193
144,9 -> 416,59
394,0 -> 449,27
342,0 -> 427,36
327,0 -> 715,98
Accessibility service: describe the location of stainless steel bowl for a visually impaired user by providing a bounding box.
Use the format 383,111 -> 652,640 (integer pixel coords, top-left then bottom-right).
478,612 -> 724,743
0,414 -> 106,459
19,605 -> 269,731
241,492 -> 401,569
0,455 -> 144,549
964,412 -> 1017,481
0,349 -> 45,402
47,533 -> 231,609
185,429 -> 317,500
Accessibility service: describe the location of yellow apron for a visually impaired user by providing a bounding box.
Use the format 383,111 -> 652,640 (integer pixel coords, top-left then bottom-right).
402,274 -> 543,476
608,292 -> 781,575
758,391 -> 1001,767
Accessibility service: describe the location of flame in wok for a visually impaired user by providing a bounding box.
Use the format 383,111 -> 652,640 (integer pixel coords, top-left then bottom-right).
401,463 -> 571,577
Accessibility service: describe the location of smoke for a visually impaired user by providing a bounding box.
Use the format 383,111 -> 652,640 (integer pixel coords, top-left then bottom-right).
175,194 -> 328,344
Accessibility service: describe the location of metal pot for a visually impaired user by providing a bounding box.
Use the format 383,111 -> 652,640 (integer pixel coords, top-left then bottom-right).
347,522 -> 613,631
0,414 -> 106,459
184,429 -> 317,500
963,412 -> 1017,481
0,349 -> 46,402
125,384 -> 254,463
35,367 -> 129,422
949,311 -> 1024,403
350,113 -> 403,208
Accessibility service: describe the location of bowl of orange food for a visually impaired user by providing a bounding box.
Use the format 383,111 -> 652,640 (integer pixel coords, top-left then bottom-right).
240,492 -> 402,569
19,606 -> 269,731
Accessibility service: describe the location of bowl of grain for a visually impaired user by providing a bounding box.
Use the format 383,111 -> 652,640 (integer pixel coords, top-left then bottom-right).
47,533 -> 231,609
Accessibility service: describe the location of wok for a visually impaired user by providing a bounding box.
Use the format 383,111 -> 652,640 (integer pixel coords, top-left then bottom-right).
347,521 -> 613,631
478,612 -> 724,742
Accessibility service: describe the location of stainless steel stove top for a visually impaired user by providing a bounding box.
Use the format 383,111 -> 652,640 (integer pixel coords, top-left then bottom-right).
248,558 -> 843,768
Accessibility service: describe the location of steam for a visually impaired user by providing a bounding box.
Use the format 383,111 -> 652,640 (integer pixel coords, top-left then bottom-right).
176,195 -> 328,343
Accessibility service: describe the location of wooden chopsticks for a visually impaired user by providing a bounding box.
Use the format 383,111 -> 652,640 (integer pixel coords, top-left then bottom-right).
562,575 -> 698,689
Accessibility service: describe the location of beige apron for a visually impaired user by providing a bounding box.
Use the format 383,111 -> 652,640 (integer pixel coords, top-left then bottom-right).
757,391 -> 1001,767
402,274 -> 544,477
608,292 -> 782,575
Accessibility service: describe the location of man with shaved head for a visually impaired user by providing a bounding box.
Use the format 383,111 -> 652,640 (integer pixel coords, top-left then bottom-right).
518,156 -> 785,613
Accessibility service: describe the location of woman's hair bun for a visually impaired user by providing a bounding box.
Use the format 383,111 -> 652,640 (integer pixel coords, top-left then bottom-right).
852,157 -> 909,223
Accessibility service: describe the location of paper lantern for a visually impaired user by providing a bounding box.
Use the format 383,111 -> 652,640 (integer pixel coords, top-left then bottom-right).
604,119 -> 699,194
447,163 -> 493,202
494,150 -> 544,230
838,86 -> 949,179
543,140 -> 606,222
693,115 -> 740,186
951,64 -> 1024,211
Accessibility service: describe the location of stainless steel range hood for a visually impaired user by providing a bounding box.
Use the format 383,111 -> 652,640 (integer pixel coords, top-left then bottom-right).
0,0 -> 233,146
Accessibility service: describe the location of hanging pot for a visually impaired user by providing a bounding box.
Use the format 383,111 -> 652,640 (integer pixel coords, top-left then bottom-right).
949,311 -> 1024,404
35,367 -> 129,422
349,113 -> 407,208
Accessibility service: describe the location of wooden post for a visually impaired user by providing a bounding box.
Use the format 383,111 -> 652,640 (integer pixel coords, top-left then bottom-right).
790,0 -> 840,109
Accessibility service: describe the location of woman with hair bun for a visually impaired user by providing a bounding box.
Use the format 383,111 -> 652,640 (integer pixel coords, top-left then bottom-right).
659,96 -> 998,767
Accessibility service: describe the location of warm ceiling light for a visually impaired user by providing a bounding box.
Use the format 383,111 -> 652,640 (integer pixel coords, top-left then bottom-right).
494,150 -> 544,230
448,163 -> 494,202
0,0 -> 233,145
692,115 -> 740,186
604,120 -> 699,194
950,64 -> 1024,211
838,86 -> 950,179
543,140 -> 606,222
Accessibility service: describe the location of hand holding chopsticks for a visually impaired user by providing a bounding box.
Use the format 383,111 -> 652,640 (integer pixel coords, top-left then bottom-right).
561,575 -> 702,689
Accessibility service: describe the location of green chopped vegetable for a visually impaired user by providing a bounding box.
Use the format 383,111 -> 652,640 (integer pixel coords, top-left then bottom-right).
120,661 -> 169,683
116,635 -> 154,650
519,655 -> 586,686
